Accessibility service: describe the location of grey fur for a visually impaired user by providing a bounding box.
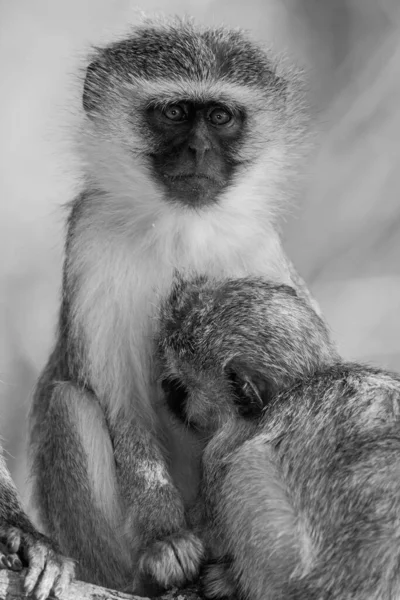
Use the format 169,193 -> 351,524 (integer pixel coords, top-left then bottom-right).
158,274 -> 400,600
29,16 -> 317,596
83,19 -> 288,115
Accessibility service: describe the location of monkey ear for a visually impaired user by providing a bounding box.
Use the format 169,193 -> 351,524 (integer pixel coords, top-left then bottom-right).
225,360 -> 275,419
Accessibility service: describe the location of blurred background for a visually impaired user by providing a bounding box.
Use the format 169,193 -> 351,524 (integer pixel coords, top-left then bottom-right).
1,0 -> 399,508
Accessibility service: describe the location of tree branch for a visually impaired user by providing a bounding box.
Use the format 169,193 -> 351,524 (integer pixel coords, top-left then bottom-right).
0,570 -> 203,600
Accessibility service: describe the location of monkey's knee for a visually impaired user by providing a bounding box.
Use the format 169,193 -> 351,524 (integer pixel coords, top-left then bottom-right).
138,531 -> 204,590
36,383 -> 120,525
31,383 -> 130,588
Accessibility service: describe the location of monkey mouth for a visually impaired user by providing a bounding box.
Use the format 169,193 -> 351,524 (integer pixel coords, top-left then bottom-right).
164,173 -> 217,183
161,173 -> 225,206
171,175 -> 219,192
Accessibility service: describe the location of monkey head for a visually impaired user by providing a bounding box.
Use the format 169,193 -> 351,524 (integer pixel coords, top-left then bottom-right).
157,275 -> 337,435
80,17 -> 309,218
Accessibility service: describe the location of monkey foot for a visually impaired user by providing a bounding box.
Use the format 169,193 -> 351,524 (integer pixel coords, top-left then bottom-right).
0,525 -> 75,600
139,531 -> 204,589
201,559 -> 239,599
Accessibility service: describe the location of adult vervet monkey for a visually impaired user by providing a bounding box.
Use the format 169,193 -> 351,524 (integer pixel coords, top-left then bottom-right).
30,16 -> 316,594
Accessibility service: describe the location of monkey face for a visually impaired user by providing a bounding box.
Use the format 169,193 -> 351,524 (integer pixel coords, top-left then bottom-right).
81,20 -> 308,212
144,101 -> 246,207
160,360 -> 265,436
157,274 -> 336,435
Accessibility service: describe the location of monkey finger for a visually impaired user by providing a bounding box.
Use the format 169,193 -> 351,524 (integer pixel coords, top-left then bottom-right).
0,525 -> 21,554
23,544 -> 46,595
0,552 -> 23,571
30,560 -> 61,600
52,557 -> 75,599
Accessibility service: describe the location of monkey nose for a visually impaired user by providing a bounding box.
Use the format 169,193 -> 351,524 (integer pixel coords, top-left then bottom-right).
188,136 -> 211,157
188,142 -> 208,153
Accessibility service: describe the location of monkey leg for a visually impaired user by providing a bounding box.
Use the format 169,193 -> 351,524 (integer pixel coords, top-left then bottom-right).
111,418 -> 204,591
30,382 -> 132,591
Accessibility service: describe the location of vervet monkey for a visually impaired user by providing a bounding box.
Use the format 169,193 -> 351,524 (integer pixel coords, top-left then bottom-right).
30,16 -> 317,594
158,274 -> 400,600
0,448 -> 74,600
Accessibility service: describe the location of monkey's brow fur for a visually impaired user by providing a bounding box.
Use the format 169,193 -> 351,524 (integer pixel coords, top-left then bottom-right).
157,274 -> 400,600
87,18 -> 284,92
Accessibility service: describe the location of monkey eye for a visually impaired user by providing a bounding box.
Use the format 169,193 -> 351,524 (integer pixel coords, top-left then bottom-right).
162,104 -> 187,122
227,370 -> 265,419
208,106 -> 232,126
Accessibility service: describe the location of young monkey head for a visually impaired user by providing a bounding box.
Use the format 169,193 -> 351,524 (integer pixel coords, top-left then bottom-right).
157,275 -> 337,436
81,17 -> 309,228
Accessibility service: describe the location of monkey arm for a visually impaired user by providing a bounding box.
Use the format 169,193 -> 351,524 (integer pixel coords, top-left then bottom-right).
0,451 -> 35,534
191,420 -> 257,567
111,417 -> 204,591
112,419 -> 187,538
198,420 -> 302,600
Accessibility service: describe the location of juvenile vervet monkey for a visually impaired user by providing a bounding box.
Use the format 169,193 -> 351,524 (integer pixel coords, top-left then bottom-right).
30,16 -> 317,594
0,447 -> 74,600
158,274 -> 400,600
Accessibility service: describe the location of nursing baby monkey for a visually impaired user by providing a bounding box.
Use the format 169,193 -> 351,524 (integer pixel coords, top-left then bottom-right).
158,275 -> 400,600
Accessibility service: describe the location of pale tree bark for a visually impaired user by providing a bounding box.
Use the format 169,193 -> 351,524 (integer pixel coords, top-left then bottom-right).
0,570 -> 203,600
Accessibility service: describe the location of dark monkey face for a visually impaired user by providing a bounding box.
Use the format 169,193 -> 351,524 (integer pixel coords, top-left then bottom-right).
145,101 -> 246,206
160,365 -> 265,434
81,21 -> 299,211
157,275 -> 337,434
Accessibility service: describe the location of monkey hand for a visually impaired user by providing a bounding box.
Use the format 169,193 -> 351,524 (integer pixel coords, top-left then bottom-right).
139,531 -> 204,589
0,524 -> 75,600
